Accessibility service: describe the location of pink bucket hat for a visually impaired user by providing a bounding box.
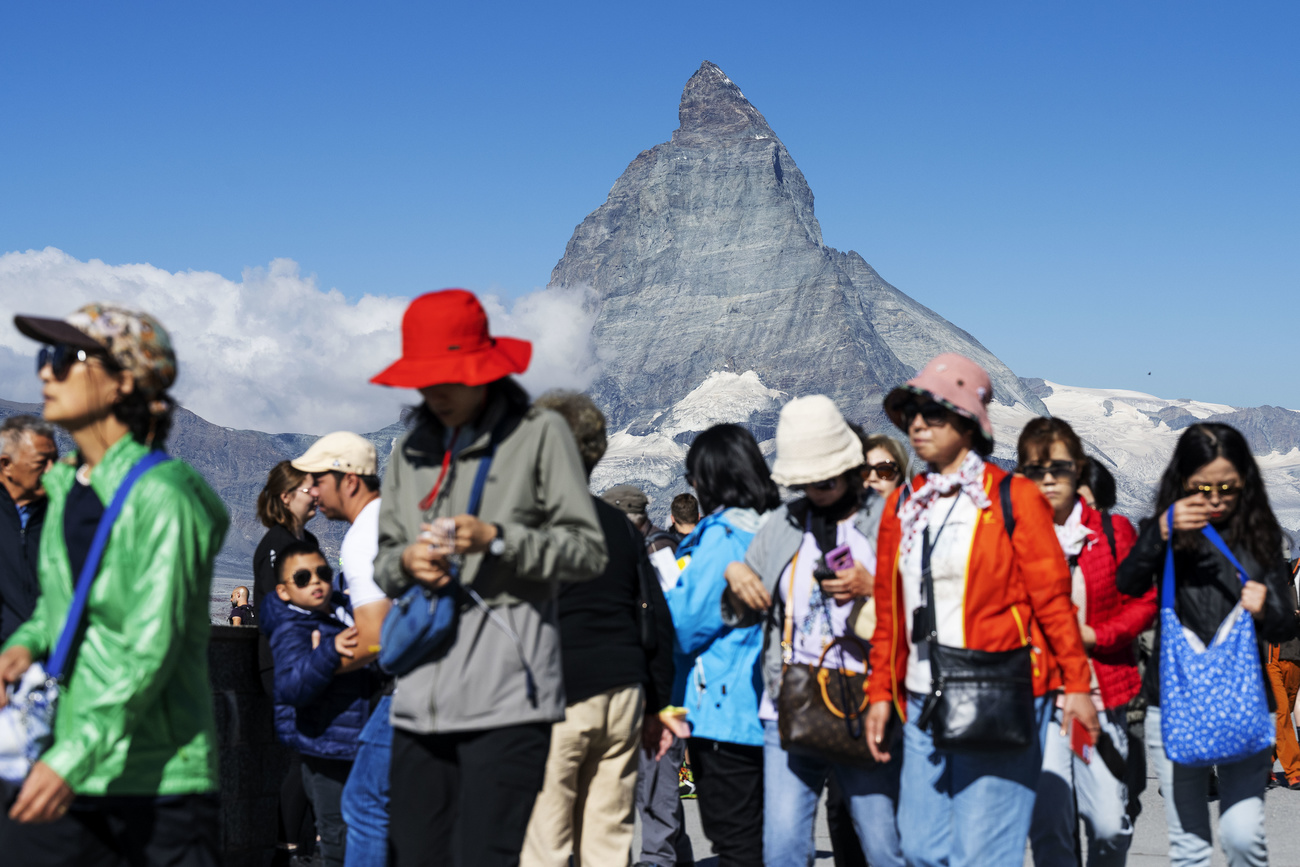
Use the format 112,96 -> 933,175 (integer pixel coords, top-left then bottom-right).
884,353 -> 994,450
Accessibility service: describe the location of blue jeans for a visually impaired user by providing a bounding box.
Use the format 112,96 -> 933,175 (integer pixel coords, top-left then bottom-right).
896,692 -> 1041,867
762,720 -> 903,867
1145,704 -> 1270,867
1030,702 -> 1133,867
342,695 -> 393,867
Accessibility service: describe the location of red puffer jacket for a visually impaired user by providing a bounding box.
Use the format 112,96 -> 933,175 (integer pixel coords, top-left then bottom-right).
1074,502 -> 1155,709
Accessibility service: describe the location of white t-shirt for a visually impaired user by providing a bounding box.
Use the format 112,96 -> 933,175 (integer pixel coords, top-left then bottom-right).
758,518 -> 873,721
340,498 -> 386,610
901,493 -> 978,695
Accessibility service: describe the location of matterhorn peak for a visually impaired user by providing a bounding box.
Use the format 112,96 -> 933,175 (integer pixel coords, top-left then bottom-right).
673,61 -> 777,146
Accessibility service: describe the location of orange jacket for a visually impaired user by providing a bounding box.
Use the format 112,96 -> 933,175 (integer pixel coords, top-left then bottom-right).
867,463 -> 1091,719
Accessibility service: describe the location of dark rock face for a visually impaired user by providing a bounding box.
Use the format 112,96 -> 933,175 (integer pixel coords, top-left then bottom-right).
1203,406 -> 1300,455
548,61 -> 1047,437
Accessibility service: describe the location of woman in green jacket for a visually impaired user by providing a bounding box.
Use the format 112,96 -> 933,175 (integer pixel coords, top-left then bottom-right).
0,304 -> 229,867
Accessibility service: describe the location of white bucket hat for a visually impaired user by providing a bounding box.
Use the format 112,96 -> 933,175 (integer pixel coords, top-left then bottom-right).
769,395 -> 864,487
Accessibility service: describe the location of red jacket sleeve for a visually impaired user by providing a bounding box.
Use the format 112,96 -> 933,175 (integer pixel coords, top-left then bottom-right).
1089,515 -> 1157,654
1011,477 -> 1091,693
868,488 -> 904,707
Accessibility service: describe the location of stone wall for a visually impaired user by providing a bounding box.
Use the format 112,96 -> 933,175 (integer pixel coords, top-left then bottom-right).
210,624 -> 289,867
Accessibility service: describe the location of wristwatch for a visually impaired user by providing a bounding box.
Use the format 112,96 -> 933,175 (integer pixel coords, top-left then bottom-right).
488,523 -> 506,558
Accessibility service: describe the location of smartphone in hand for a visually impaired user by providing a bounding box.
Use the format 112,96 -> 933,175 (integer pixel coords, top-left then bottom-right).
825,544 -> 854,572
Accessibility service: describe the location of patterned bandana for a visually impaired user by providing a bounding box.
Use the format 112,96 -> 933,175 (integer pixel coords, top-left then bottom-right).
66,304 -> 176,397
898,450 -> 991,558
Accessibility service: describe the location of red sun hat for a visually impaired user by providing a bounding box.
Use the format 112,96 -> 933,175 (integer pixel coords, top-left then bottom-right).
370,289 -> 532,389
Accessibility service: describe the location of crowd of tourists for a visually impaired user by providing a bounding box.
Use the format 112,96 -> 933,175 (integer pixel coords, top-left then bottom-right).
0,289 -> 1295,867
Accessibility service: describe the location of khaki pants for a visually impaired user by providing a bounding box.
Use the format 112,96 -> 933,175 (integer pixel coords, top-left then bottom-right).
521,683 -> 646,867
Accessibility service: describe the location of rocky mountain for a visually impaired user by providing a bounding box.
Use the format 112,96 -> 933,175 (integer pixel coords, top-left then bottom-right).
548,61 -> 1046,441
553,62 -> 1300,543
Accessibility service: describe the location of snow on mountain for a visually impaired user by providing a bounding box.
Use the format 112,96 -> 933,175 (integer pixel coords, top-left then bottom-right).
591,370 -> 783,501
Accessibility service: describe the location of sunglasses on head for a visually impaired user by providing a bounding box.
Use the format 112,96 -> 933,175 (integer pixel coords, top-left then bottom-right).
289,564 -> 334,588
1019,461 -> 1078,481
37,344 -> 105,381
1185,482 -> 1241,499
862,461 -> 898,482
895,399 -> 951,428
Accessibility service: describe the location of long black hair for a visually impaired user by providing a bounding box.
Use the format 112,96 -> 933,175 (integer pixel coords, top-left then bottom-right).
1153,423 -> 1281,565
684,424 -> 780,517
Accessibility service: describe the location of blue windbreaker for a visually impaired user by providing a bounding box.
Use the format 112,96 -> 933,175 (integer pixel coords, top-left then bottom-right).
664,507 -> 765,747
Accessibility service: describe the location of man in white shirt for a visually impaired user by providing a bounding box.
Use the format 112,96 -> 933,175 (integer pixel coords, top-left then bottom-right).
292,432 -> 391,867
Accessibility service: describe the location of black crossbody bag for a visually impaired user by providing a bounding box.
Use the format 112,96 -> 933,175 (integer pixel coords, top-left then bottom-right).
913,476 -> 1036,751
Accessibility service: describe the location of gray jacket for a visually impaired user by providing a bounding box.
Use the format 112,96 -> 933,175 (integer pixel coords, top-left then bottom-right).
721,491 -> 889,701
375,394 -> 608,734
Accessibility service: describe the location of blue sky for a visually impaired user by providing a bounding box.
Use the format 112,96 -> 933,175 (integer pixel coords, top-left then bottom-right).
2,1 -> 1297,411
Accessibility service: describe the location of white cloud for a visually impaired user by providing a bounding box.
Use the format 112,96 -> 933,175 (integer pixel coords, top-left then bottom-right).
0,248 -> 599,434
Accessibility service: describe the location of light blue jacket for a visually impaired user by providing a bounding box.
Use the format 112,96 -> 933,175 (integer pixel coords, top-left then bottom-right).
664,507 -> 765,747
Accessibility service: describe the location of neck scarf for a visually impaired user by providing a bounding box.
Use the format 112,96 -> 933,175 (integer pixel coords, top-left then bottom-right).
1055,499 -> 1092,558
899,450 -> 991,558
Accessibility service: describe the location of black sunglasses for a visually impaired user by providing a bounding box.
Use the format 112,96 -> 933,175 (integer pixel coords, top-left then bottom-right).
1020,461 -> 1078,481
290,564 -> 334,588
862,461 -> 899,482
37,344 -> 102,380
1185,482 -> 1241,499
895,399 -> 951,428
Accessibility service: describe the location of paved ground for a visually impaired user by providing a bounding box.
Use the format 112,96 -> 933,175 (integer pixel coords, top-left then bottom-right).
636,760 -> 1300,866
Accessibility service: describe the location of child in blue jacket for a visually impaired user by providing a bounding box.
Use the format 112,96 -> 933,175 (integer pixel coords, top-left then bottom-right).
662,424 -> 779,867
264,540 -> 373,867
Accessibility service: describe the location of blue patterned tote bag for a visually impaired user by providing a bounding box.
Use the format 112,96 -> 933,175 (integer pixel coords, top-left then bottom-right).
1158,507 -> 1273,766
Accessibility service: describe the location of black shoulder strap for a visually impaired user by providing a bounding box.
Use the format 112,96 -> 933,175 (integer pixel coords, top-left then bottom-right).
895,483 -> 912,516
1101,511 -> 1117,561
999,474 -> 1015,538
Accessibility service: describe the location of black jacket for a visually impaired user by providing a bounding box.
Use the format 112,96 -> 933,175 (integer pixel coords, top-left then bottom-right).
1117,520 -> 1297,707
556,498 -> 675,709
0,486 -> 45,645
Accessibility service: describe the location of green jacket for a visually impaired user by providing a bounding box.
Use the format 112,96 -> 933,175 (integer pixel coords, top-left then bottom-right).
3,436 -> 229,796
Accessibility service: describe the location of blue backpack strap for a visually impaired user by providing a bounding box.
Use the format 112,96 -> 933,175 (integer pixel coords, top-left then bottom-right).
1161,506 -> 1177,610
465,421 -> 506,517
1201,524 -> 1251,585
47,450 -> 170,680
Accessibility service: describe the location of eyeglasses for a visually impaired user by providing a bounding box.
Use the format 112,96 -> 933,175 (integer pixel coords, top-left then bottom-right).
289,564 -> 334,587
37,344 -> 100,380
1186,483 -> 1241,499
794,479 -> 841,493
1020,461 -> 1078,481
895,399 -> 951,428
863,462 -> 899,482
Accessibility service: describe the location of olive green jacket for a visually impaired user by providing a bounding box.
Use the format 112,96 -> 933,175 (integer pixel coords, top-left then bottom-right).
375,397 -> 607,734
3,436 -> 229,796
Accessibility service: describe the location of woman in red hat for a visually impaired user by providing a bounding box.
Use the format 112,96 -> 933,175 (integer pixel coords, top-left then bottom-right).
369,289 -> 608,867
863,353 -> 1098,867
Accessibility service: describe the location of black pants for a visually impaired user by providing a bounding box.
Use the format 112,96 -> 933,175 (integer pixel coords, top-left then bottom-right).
301,755 -> 352,867
688,737 -> 763,867
0,784 -> 220,867
389,722 -> 551,867
826,775 -> 869,867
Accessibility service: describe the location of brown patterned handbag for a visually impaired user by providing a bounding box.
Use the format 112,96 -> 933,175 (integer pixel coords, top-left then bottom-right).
775,551 -> 880,766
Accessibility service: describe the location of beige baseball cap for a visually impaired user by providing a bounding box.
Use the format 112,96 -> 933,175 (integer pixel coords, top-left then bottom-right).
292,432 -> 378,476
